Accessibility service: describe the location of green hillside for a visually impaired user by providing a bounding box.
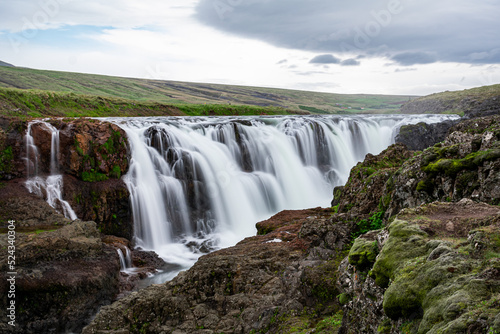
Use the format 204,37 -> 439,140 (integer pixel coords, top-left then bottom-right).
400,84 -> 500,116
0,66 -> 414,115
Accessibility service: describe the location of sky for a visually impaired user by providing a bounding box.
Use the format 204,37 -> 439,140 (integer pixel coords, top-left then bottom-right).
0,0 -> 499,95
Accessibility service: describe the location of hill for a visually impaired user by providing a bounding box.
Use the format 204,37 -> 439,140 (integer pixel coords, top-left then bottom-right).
0,61 -> 14,67
400,84 -> 500,117
0,66 -> 413,114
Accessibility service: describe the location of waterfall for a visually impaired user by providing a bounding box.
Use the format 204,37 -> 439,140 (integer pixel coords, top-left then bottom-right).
110,114 -> 459,271
117,247 -> 136,274
25,121 -> 78,220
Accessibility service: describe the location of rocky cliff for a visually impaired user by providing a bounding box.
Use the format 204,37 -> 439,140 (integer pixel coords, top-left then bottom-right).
1,117 -> 133,239
0,117 -> 138,333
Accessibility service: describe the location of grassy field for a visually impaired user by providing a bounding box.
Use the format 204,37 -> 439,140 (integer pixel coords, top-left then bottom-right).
0,87 -> 299,118
0,66 -> 415,116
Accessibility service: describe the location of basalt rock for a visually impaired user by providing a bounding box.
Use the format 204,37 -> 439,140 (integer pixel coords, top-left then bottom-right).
0,220 -> 121,334
82,207 -> 353,334
63,175 -> 132,240
0,117 -> 27,180
395,120 -> 458,151
3,117 -> 134,240
335,143 -> 412,218
386,115 -> 500,218
29,118 -> 129,180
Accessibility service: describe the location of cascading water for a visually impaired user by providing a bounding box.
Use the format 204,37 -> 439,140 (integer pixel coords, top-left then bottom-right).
117,247 -> 136,274
25,121 -> 78,220
110,114 -> 459,277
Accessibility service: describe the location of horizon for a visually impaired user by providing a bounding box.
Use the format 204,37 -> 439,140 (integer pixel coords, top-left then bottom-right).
1,1 -> 499,96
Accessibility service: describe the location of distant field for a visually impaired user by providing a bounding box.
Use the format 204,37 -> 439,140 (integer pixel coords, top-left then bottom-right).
0,66 -> 415,115
0,87 -> 299,119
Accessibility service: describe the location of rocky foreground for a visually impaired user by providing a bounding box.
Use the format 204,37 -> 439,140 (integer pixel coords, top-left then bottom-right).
0,114 -> 499,333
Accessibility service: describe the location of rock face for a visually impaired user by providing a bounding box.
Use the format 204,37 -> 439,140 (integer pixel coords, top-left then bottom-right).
0,117 -> 27,180
2,117 -> 133,238
0,220 -> 121,334
334,143 -> 412,219
395,120 -> 458,151
83,207 -> 353,334
386,115 -> 500,218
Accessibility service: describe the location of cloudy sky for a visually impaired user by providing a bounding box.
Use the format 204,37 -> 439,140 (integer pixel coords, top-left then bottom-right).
0,0 -> 499,95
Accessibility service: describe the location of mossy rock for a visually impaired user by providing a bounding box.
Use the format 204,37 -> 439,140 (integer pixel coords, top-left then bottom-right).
348,237 -> 379,270
368,204 -> 500,333
370,219 -> 428,288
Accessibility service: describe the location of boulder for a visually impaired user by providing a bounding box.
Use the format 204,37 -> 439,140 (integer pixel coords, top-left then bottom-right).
0,220 -> 120,334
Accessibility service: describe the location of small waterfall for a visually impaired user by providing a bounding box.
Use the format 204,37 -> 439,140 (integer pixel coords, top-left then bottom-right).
117,247 -> 136,274
25,121 -> 78,220
110,114 -> 460,272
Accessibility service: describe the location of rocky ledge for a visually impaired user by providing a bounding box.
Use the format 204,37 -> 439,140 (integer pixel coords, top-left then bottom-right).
0,218 -> 120,334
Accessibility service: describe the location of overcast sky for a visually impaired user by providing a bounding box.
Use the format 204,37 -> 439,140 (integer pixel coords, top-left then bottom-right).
0,0 -> 499,95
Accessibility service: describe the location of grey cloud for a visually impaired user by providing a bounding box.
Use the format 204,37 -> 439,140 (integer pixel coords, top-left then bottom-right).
309,54 -> 340,64
195,0 -> 500,65
340,58 -> 360,66
390,52 -> 437,66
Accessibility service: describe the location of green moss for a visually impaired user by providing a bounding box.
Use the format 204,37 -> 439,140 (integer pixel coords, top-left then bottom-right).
370,220 -> 428,288
101,130 -> 123,156
0,145 -> 14,175
315,311 -> 343,332
422,149 -> 500,178
110,165 -> 122,179
353,210 -> 385,238
337,293 -> 351,305
416,178 -> 434,194
74,138 -> 84,156
82,170 -> 109,182
348,238 -> 379,270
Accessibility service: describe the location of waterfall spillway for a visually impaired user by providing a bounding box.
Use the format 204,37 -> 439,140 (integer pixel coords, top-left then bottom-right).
117,247 -> 136,274
111,114 -> 459,269
25,121 -> 78,220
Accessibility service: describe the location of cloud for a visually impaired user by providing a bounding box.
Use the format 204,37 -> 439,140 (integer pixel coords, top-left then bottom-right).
341,58 -> 360,66
195,0 -> 500,65
309,54 -> 340,64
390,52 -> 437,66
395,67 -> 417,73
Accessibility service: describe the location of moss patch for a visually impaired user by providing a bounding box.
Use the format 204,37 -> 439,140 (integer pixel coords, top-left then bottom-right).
348,238 -> 379,270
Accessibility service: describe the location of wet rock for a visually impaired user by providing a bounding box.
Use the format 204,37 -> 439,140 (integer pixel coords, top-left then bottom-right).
63,175 -> 132,240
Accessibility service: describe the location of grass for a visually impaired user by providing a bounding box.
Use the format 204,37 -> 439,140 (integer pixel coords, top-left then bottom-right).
0,87 -> 297,118
0,66 -> 415,115
402,83 -> 500,114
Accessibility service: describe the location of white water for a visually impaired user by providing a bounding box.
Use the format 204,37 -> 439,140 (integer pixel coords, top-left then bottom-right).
25,121 -> 78,220
110,114 -> 459,273
117,247 -> 138,274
